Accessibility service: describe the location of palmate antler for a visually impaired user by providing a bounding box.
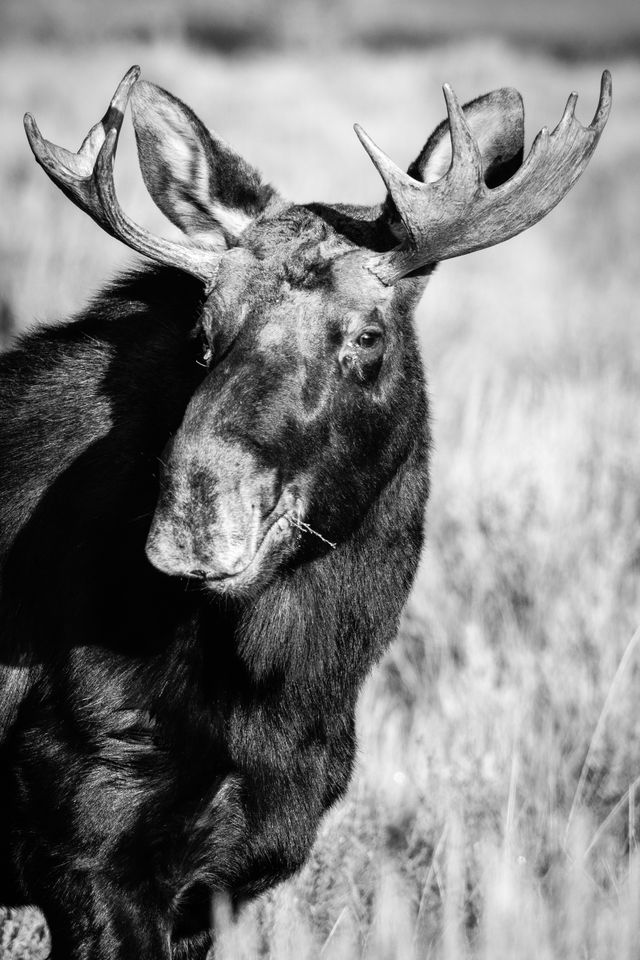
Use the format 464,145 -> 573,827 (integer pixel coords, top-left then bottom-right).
23,66 -> 218,292
356,71 -> 612,285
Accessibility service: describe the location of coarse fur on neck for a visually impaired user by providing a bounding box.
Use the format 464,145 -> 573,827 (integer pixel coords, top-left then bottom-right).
233,435 -> 429,687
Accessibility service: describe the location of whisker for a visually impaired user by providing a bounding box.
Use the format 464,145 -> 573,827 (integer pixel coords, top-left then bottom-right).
286,513 -> 336,550
128,511 -> 153,524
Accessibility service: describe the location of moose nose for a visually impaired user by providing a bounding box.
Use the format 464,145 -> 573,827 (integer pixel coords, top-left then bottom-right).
146,438 -> 281,582
191,554 -> 251,581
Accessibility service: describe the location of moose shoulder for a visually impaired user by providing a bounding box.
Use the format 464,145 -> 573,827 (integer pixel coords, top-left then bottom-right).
0,68 -> 610,959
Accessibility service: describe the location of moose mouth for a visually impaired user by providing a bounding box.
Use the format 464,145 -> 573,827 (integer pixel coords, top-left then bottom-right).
200,499 -> 337,594
200,504 -> 303,593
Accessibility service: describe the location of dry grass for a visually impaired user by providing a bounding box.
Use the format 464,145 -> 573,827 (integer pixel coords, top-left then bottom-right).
1,37 -> 640,959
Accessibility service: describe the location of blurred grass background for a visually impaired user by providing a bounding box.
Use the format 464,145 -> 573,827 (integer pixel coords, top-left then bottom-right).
1,0 -> 640,956
2,0 -> 640,57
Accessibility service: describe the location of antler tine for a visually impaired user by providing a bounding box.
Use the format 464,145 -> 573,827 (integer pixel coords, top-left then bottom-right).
442,83 -> 484,181
24,67 -> 218,292
24,67 -> 140,241
486,70 -> 611,201
353,124 -> 409,200
558,91 -> 579,130
361,72 -> 612,285
353,123 -> 427,247
591,68 -> 613,131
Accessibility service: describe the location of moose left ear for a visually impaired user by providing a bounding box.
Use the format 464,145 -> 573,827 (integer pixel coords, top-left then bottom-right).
408,87 -> 525,189
378,87 -> 524,252
130,80 -> 276,251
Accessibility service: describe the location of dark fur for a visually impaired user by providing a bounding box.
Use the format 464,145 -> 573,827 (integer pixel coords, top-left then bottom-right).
0,256 -> 429,958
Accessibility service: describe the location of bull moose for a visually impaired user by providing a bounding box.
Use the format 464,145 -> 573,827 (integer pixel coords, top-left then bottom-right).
0,67 -> 610,958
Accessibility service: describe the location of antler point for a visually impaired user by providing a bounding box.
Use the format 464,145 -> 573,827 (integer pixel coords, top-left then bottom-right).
442,83 -> 458,108
353,122 -> 377,153
23,112 -> 43,153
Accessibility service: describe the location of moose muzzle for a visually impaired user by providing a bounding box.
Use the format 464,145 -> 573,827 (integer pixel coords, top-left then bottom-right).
146,438 -> 300,591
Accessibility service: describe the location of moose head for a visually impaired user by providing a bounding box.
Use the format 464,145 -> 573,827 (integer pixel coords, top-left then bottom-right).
24,66 -> 611,596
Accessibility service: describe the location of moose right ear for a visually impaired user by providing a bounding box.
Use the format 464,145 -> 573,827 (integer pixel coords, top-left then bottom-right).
130,80 -> 276,251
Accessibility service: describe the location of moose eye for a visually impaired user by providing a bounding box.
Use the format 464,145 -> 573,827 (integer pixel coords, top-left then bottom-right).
356,330 -> 383,350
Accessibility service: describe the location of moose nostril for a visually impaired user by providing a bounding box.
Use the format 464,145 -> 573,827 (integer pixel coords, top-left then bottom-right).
189,568 -> 208,581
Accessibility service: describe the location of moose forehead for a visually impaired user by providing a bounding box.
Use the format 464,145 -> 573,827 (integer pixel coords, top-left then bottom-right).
209,202 -> 395,349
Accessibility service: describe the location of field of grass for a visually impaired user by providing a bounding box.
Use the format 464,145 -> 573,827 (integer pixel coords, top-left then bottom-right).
1,34 -> 640,959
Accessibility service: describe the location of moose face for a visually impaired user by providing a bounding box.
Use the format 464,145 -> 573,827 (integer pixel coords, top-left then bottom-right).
24,66 -> 610,594
146,213 -> 427,593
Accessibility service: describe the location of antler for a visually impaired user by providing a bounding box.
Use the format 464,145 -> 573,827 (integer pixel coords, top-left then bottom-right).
24,66 -> 218,292
356,70 -> 612,285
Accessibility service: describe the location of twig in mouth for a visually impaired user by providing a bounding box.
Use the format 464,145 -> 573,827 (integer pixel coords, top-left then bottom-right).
286,513 -> 336,550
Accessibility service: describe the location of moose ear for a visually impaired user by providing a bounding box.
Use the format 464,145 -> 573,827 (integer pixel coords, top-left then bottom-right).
408,87 -> 524,189
130,80 -> 276,251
